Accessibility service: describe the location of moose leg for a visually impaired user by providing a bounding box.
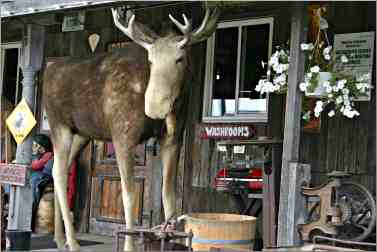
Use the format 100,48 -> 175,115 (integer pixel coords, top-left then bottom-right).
54,134 -> 88,249
54,192 -> 65,248
51,128 -> 81,251
160,135 -> 179,222
113,138 -> 138,251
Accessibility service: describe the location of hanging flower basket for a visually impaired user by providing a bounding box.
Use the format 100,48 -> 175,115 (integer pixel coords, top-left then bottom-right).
255,27 -> 372,120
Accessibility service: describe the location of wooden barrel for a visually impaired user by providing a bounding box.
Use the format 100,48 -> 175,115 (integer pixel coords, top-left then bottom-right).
35,190 -> 54,234
184,213 -> 256,251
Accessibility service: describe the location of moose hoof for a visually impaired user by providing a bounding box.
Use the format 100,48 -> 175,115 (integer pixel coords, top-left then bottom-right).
54,238 -> 66,249
67,240 -> 80,251
124,239 -> 135,252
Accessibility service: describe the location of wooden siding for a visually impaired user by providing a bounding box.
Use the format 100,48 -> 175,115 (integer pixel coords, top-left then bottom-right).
181,4 -> 290,214
299,2 -> 376,192
1,1 -> 374,236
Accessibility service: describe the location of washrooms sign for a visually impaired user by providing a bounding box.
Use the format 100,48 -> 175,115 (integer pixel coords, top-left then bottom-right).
6,98 -> 37,145
200,124 -> 256,139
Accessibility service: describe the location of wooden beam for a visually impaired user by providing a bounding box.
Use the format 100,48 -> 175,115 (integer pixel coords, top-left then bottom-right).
277,2 -> 308,247
7,24 -> 45,234
151,145 -> 163,226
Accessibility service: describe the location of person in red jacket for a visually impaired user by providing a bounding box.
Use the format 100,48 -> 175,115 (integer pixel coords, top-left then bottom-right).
31,134 -> 77,212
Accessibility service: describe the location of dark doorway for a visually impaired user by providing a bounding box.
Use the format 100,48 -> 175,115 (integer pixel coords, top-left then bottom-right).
2,48 -> 22,105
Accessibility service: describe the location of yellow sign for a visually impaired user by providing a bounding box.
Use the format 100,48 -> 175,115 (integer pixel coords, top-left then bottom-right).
6,98 -> 37,145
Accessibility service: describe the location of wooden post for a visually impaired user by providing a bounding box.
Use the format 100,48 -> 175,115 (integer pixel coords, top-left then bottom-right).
277,2 -> 308,247
7,24 -> 45,235
150,145 -> 163,226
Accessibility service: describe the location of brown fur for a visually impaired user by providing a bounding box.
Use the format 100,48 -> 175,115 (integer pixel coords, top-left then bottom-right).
43,44 -> 165,143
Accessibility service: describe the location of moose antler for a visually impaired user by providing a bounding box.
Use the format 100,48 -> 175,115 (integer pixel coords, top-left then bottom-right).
168,7 -> 220,48
111,7 -> 159,51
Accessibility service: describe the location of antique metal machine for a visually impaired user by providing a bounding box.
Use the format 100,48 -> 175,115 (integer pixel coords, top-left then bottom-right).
299,171 -> 376,243
114,221 -> 193,251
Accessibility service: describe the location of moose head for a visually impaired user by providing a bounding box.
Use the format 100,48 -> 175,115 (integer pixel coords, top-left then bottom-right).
112,7 -> 220,119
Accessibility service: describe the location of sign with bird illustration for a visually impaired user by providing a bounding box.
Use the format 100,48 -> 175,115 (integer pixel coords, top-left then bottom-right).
6,98 -> 37,145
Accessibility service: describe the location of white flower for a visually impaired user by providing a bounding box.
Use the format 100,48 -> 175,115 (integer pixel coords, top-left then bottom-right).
314,100 -> 324,116
342,88 -> 350,95
301,43 -> 314,51
336,96 -> 343,104
323,81 -> 330,88
302,111 -> 311,121
269,54 -> 279,67
333,86 -> 339,92
306,72 -> 313,79
341,55 -> 349,63
276,64 -> 285,74
310,66 -> 320,73
323,46 -> 332,55
326,86 -> 333,93
323,46 -> 332,60
337,79 -> 347,89
343,95 -> 350,103
299,82 -> 309,92
328,110 -> 335,117
256,79 -> 277,94
327,93 -> 334,98
342,107 -> 360,118
275,73 -> 287,85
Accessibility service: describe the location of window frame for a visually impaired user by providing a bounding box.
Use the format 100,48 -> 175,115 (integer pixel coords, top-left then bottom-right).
202,17 -> 274,123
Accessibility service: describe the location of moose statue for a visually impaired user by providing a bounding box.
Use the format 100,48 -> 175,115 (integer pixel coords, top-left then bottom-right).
43,6 -> 220,251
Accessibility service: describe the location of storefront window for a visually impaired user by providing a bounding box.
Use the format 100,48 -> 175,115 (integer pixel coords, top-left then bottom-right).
203,18 -> 274,122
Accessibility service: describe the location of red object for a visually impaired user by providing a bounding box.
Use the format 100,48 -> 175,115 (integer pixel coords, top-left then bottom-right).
31,152 -> 53,171
216,168 -> 228,177
67,160 -> 77,210
247,168 -> 263,190
31,152 -> 77,209
214,167 -> 263,191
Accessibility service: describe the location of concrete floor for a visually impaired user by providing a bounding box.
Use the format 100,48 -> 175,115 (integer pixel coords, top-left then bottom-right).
31,233 -> 116,252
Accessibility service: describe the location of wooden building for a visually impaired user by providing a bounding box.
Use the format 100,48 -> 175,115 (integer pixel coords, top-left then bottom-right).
1,1 -> 375,249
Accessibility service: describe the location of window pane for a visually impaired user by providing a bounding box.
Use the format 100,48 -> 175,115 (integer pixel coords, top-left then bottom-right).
238,24 -> 270,113
3,49 -> 19,104
211,27 -> 238,116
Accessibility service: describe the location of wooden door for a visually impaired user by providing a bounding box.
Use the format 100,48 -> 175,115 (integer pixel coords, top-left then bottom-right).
89,141 -> 149,235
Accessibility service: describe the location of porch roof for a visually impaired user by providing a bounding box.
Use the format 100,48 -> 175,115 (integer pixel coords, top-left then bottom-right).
0,0 -> 178,18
